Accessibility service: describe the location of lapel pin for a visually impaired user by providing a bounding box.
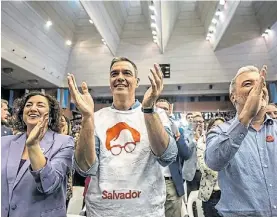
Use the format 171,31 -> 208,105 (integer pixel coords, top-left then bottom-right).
266,135 -> 274,143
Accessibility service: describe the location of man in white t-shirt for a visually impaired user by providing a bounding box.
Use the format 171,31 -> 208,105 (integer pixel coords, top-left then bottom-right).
67,57 -> 178,217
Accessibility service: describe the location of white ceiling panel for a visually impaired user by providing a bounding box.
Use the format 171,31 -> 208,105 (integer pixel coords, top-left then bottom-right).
1,0 -> 277,98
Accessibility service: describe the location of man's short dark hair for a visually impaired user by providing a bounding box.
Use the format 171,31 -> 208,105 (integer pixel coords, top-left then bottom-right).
110,57 -> 138,77
186,112 -> 193,118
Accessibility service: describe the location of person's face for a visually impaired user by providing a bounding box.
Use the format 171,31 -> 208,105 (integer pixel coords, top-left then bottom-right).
211,119 -> 224,129
186,114 -> 193,123
1,103 -> 10,123
109,61 -> 138,98
193,116 -> 204,131
231,71 -> 268,112
156,101 -> 170,116
74,132 -> 80,142
60,116 -> 67,128
266,104 -> 277,119
23,95 -> 50,129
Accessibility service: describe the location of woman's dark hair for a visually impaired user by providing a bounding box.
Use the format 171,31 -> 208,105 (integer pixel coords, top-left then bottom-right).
15,91 -> 61,133
207,117 -> 225,132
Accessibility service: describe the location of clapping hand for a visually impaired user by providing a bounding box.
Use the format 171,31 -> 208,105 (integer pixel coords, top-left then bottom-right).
67,73 -> 94,118
26,113 -> 49,147
240,65 -> 267,124
142,64 -> 164,108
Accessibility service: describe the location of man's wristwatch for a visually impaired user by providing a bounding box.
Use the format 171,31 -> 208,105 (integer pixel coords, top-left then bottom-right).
141,107 -> 155,113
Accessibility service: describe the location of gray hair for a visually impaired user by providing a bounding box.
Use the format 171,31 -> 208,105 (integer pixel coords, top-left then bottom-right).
1,99 -> 8,107
229,65 -> 259,96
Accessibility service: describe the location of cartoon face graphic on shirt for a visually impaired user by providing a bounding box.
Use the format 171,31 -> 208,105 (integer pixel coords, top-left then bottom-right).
105,122 -> 141,156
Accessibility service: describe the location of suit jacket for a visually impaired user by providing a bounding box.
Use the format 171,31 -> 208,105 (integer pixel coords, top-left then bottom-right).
1,130 -> 74,217
182,125 -> 197,181
1,125 -> 13,137
169,131 -> 192,197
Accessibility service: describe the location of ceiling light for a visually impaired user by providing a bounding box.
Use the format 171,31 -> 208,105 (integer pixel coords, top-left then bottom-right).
46,20 -> 52,27
101,39 -> 107,45
153,35 -> 157,40
149,5 -> 155,11
89,20 -> 93,24
215,10 -> 221,16
151,23 -> 157,28
66,40 -> 72,46
207,33 -> 213,37
150,15 -> 155,20
152,30 -> 157,35
209,26 -> 216,32
153,39 -> 158,43
265,28 -> 270,33
212,18 -> 218,24
206,36 -> 211,41
219,0 -> 225,5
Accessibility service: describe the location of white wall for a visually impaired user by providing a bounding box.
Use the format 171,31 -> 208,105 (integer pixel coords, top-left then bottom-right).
1,1 -> 73,86
196,1 -> 218,34
160,1 -> 179,52
216,1 -> 260,50
264,21 -> 277,78
253,1 -> 277,32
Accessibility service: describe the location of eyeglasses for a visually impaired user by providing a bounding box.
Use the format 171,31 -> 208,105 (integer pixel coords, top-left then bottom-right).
110,142 -> 136,156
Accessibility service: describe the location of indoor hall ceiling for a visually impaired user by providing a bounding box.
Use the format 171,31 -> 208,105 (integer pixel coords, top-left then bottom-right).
1,59 -> 57,89
1,0 -> 277,97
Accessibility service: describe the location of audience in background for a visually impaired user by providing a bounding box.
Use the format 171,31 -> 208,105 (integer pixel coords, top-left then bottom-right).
185,113 -> 204,197
156,99 -> 192,217
59,114 -> 74,209
198,117 -> 225,217
266,103 -> 277,119
1,99 -> 13,136
186,112 -> 194,123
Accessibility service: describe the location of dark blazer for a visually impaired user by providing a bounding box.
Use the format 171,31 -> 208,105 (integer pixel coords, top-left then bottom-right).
1,130 -> 74,217
169,131 -> 192,197
1,125 -> 13,137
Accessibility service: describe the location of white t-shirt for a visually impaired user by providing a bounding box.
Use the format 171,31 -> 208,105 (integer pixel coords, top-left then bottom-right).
85,105 -> 169,217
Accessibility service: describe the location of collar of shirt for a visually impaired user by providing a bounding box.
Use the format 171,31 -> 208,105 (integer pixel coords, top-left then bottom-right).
111,99 -> 140,110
